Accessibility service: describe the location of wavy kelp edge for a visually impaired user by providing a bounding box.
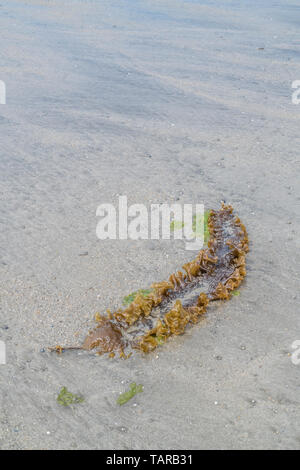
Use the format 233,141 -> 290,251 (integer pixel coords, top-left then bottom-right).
49,204 -> 248,357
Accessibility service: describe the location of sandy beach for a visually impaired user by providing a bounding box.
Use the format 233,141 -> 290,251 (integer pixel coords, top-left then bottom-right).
0,0 -> 299,449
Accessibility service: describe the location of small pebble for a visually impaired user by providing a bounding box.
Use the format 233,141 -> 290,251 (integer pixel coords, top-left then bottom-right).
117,426 -> 128,433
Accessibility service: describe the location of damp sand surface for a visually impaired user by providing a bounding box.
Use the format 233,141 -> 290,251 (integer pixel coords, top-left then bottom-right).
0,0 -> 300,450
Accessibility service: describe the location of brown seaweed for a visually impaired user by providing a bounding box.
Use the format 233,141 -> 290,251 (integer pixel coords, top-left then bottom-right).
50,204 -> 248,357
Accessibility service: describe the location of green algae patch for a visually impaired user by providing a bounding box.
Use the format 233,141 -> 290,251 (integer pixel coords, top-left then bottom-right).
57,387 -> 84,406
117,382 -> 143,405
170,210 -> 211,243
192,210 -> 211,243
123,289 -> 153,306
170,220 -> 185,231
232,290 -> 241,296
156,335 -> 165,345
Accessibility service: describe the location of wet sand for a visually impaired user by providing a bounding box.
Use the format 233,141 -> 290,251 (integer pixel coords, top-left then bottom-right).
0,0 -> 299,450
